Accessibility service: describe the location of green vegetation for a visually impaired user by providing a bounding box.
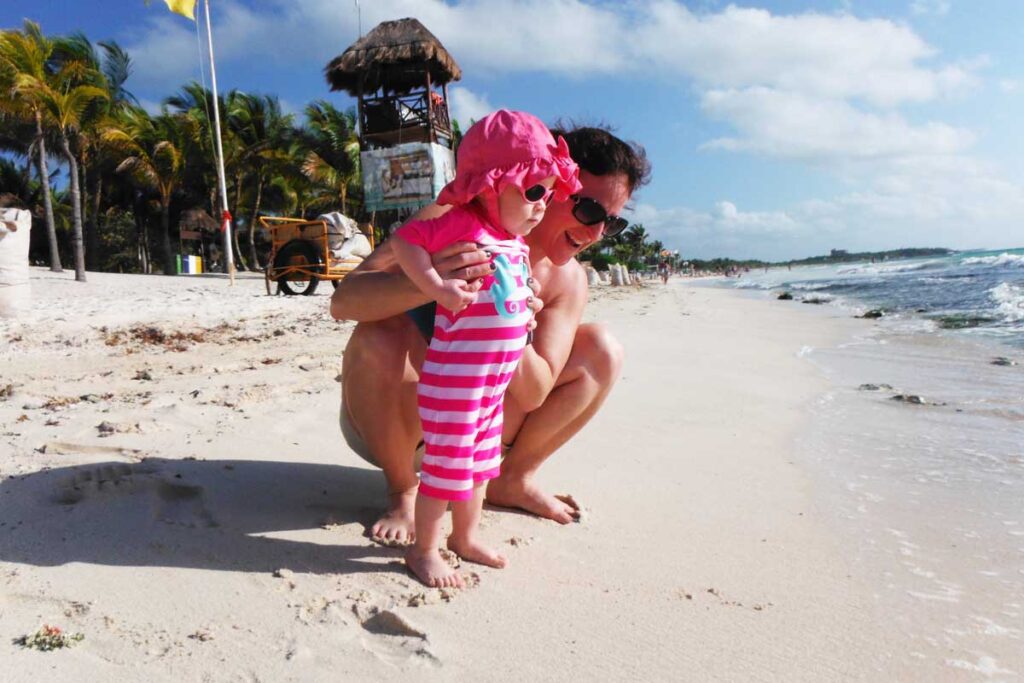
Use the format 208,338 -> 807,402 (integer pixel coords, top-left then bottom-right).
684,247 -> 955,274
0,21 -> 361,278
579,223 -> 679,272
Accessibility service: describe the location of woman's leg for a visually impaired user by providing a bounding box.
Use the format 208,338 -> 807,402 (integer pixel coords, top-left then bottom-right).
341,316 -> 427,543
489,323 -> 624,522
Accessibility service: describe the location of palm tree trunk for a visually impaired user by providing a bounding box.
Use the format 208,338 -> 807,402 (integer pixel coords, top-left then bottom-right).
231,173 -> 247,271
82,161 -> 99,271
60,134 -> 86,282
247,176 -> 263,269
132,190 -> 150,274
160,199 -> 174,276
91,175 -> 103,269
35,113 -> 61,272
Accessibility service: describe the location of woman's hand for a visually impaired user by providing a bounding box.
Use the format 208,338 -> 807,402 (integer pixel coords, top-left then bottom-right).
431,242 -> 494,292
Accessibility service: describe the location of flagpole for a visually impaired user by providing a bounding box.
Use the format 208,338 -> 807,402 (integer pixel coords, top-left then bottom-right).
202,0 -> 236,284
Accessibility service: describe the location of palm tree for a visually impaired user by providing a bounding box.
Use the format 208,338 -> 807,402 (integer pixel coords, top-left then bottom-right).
166,82 -> 249,271
103,107 -> 195,275
0,21 -> 63,272
50,33 -> 138,270
230,93 -> 293,268
16,54 -> 108,281
298,100 -> 360,215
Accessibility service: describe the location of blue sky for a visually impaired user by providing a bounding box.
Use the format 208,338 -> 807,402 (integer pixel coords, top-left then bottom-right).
6,0 -> 1023,260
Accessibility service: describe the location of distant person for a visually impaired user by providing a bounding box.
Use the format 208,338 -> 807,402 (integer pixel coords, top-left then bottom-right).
389,111 -> 581,588
657,260 -> 669,284
332,125 -> 650,555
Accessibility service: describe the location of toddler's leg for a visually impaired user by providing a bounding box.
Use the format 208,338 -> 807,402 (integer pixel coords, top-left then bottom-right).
448,484 -> 508,569
406,493 -> 463,588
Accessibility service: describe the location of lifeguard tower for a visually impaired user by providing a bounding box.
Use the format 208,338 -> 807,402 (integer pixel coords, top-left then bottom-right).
325,18 -> 461,215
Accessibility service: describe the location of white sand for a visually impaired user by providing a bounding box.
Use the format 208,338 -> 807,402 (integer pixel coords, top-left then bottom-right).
0,268 -> 998,680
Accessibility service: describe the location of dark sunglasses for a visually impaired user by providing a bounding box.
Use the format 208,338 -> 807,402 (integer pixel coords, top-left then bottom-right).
570,195 -> 629,238
520,184 -> 554,204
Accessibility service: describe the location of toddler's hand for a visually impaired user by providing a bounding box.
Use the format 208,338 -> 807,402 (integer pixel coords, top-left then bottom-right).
436,279 -> 477,313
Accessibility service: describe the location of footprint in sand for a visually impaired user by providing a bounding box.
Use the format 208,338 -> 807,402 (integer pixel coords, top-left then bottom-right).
358,609 -> 439,666
52,463 -> 219,528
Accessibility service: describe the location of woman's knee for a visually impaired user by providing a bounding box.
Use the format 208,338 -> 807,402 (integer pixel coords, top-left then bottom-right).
577,322 -> 624,384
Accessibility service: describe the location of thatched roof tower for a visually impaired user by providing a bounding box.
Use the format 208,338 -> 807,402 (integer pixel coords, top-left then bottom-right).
324,18 -> 460,149
324,18 -> 461,96
178,208 -> 219,234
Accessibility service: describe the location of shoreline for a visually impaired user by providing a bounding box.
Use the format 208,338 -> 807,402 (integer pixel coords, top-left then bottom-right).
0,268 -> 1019,679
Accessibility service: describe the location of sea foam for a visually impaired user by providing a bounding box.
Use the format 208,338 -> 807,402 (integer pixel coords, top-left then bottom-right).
990,283 -> 1024,322
963,253 -> 1024,268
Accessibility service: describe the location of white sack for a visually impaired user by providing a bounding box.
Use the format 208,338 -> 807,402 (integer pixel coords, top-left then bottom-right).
0,209 -> 31,317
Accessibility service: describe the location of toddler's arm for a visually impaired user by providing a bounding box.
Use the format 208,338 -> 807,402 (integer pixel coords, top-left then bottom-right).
392,237 -> 477,313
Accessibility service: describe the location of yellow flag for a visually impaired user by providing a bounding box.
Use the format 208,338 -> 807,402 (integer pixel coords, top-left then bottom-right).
164,0 -> 196,20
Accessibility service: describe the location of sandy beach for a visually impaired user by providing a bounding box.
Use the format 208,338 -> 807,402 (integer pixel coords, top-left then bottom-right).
1,268 -> 1019,681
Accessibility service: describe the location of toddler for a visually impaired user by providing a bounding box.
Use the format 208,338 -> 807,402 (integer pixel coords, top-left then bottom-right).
392,110 -> 581,587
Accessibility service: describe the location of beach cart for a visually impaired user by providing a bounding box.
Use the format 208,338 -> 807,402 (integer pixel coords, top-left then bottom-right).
260,216 -> 374,296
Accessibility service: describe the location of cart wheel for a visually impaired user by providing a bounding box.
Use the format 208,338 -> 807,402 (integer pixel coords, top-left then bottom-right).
274,239 -> 321,296
264,266 -> 274,295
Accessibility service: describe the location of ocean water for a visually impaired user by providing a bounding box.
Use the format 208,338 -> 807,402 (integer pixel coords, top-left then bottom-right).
715,249 -> 1024,677
730,247 -> 1024,348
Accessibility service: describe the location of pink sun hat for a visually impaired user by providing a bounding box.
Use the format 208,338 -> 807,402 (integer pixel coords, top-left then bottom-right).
437,109 -> 582,207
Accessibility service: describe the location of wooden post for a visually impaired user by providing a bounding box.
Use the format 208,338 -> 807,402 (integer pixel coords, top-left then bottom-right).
442,82 -> 451,145
356,76 -> 365,147
425,67 -> 435,144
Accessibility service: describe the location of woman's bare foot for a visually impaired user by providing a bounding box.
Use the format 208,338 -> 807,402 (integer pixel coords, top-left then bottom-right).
486,475 -> 580,524
447,537 -> 508,569
406,547 -> 463,588
369,488 -> 417,546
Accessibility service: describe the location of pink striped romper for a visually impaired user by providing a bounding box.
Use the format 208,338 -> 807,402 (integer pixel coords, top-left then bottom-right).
396,205 -> 532,501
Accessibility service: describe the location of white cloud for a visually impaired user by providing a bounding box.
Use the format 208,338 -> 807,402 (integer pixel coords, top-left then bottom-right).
630,2 -> 973,108
627,200 -> 803,259
910,0 -> 952,16
122,14 -> 201,95
999,79 -> 1021,93
125,1 -> 978,104
448,87 -> 496,130
700,87 -> 974,161
635,157 -> 1024,260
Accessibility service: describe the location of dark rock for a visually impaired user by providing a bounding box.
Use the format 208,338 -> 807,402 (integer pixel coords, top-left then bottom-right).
777,292 -> 794,300
801,297 -> 831,305
991,357 -> 1017,367
858,309 -> 885,319
890,394 -> 945,406
858,383 -> 893,391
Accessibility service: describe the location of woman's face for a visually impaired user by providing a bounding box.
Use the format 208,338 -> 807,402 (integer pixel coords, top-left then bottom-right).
525,170 -> 631,265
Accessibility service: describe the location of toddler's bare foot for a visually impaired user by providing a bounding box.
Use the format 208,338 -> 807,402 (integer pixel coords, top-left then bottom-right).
369,488 -> 416,546
406,546 -> 464,588
448,537 -> 508,569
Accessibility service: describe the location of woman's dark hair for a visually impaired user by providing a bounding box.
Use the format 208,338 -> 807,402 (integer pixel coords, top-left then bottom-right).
550,123 -> 652,194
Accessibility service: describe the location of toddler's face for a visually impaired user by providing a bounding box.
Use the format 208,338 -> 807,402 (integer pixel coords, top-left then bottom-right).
497,176 -> 557,236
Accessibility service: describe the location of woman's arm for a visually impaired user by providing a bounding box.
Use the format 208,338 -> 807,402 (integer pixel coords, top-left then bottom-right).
329,203 -> 492,322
